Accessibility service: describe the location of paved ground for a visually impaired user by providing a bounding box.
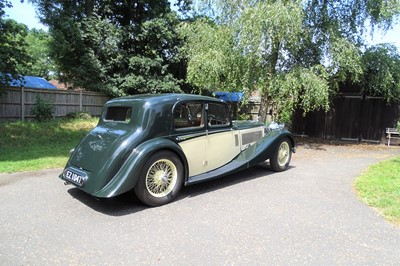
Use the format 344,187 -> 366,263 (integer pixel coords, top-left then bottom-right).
1,142 -> 400,265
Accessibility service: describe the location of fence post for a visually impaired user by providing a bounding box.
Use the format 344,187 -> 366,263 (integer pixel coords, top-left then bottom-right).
79,90 -> 83,112
21,86 -> 25,122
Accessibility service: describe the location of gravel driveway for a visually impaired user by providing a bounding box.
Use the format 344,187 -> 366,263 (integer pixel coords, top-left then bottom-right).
1,142 -> 400,265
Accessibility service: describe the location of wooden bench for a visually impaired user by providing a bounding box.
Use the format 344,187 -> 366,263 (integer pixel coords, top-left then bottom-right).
386,128 -> 400,146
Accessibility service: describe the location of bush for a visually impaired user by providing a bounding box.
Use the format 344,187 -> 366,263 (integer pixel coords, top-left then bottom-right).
30,96 -> 54,121
65,111 -> 92,120
397,121 -> 400,133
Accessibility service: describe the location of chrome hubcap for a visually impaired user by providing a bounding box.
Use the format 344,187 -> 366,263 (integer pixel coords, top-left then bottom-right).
146,159 -> 177,197
277,142 -> 290,166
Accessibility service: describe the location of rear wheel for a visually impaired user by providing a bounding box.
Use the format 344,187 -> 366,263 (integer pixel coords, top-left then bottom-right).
270,138 -> 292,172
134,151 -> 184,207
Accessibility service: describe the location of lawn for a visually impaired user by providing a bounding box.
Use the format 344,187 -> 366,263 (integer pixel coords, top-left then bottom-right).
355,156 -> 400,226
0,118 -> 98,173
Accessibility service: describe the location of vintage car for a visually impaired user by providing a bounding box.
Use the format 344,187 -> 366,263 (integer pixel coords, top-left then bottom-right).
60,94 -> 295,206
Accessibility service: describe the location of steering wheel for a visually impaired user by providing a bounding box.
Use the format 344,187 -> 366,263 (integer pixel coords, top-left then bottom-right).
208,114 -> 216,125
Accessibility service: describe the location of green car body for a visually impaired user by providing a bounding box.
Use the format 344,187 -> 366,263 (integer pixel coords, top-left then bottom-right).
60,94 -> 295,206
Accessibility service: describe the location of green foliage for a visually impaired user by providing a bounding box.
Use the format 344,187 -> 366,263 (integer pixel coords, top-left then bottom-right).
1,1 -> 56,88
32,0 -> 185,96
180,18 -> 241,92
23,29 -> 57,79
267,65 -> 331,123
182,0 -> 399,122
355,156 -> 400,225
397,121 -> 400,133
366,0 -> 400,28
30,96 -> 54,121
0,17 -> 31,92
181,1 -> 330,122
361,44 -> 400,102
0,118 -> 97,173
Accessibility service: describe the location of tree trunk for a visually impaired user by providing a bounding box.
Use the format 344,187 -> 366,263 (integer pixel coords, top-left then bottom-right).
85,0 -> 94,17
259,92 -> 270,123
259,39 -> 280,123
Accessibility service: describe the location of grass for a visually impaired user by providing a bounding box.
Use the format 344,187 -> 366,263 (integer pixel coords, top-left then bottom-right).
0,118 -> 98,173
355,156 -> 400,226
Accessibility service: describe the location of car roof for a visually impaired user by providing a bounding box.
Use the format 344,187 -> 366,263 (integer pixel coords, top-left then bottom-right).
106,93 -> 225,106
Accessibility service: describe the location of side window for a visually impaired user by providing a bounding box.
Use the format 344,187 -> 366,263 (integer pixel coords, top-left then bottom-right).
207,103 -> 230,127
104,106 -> 132,123
174,103 -> 204,130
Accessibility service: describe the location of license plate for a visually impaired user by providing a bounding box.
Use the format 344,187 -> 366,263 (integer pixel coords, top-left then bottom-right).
64,169 -> 84,187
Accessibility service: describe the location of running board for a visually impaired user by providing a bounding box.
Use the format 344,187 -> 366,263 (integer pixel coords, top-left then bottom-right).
185,159 -> 248,185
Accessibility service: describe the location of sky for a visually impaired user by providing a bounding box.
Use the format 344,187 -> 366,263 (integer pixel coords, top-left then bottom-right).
4,0 -> 400,50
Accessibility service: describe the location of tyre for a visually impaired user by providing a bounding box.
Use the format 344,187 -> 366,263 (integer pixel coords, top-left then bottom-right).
134,151 -> 184,207
270,138 -> 292,172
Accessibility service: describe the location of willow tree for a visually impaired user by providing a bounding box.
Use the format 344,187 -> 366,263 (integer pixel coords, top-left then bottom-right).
181,0 -> 400,123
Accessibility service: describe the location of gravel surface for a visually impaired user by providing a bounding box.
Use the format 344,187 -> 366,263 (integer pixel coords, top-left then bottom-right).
1,142 -> 400,265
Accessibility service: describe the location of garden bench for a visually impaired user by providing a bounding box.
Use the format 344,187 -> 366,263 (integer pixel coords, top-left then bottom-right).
386,127 -> 400,146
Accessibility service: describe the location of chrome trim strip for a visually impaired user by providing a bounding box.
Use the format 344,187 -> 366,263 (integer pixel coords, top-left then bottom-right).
206,128 -> 232,135
175,132 -> 207,141
175,128 -> 231,141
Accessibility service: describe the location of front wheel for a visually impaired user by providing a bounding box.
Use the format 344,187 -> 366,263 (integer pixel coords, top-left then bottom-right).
270,138 -> 292,172
134,151 -> 184,207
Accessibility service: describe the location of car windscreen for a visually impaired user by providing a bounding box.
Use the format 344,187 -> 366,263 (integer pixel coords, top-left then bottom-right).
104,106 -> 132,123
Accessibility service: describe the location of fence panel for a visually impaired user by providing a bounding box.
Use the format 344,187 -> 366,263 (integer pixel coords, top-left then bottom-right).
0,87 -> 110,121
291,94 -> 400,143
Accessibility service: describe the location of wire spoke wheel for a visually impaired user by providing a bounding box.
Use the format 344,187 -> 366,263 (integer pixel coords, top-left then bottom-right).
270,138 -> 292,172
277,142 -> 290,167
145,159 -> 177,198
134,151 -> 185,206
135,151 -> 184,206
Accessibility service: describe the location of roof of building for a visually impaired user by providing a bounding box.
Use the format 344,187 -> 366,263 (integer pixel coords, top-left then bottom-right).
10,76 -> 57,90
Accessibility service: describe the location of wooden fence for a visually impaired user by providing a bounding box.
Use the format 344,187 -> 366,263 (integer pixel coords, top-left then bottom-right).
0,87 -> 110,121
291,94 -> 400,143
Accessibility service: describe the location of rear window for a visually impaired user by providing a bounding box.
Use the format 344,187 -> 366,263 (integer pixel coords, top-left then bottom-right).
104,106 -> 132,123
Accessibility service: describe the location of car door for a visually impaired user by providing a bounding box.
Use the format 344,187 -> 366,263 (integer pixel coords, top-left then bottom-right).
204,102 -> 241,172
173,102 -> 207,177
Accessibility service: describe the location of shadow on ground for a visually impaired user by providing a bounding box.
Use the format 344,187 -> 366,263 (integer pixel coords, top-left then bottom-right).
67,163 -> 294,216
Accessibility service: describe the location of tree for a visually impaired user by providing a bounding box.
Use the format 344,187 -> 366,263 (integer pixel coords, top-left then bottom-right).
361,44 -> 400,102
32,0 -> 187,96
181,0 -> 400,123
23,29 -> 57,79
0,0 -> 31,92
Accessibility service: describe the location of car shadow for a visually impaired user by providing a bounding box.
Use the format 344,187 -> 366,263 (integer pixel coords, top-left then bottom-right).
67,188 -> 146,215
66,163 -> 296,216
177,163 -> 285,202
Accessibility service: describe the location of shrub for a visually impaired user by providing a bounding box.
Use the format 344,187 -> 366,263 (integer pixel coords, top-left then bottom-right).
65,112 -> 92,120
397,121 -> 400,133
30,96 -> 54,121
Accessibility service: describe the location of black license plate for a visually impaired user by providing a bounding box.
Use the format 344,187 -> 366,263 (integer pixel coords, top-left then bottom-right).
64,169 -> 84,187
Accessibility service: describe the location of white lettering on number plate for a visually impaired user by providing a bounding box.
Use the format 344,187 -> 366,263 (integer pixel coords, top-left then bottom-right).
65,170 -> 84,186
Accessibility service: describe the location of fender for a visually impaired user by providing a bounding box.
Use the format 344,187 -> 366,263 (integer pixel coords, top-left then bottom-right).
247,129 -> 295,167
92,138 -> 188,198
